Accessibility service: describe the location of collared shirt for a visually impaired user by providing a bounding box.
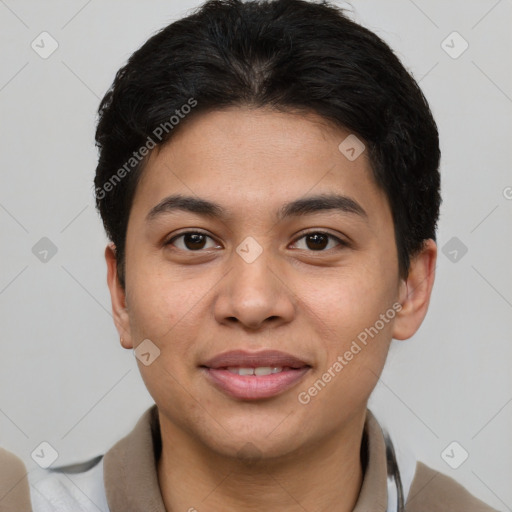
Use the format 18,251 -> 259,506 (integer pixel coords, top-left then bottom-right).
1,405 -> 499,511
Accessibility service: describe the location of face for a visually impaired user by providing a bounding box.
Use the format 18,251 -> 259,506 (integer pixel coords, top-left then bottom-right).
106,107 -> 435,460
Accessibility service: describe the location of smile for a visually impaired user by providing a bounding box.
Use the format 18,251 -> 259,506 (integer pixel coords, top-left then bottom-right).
226,366 -> 286,375
200,349 -> 312,400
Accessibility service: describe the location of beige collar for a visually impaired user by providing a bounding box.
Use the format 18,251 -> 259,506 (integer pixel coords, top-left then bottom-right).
103,405 -> 388,512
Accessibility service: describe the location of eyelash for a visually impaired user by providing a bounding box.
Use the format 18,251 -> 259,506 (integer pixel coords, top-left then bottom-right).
165,230 -> 348,252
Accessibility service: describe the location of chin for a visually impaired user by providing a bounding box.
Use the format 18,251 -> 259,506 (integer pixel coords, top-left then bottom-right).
198,418 -> 302,461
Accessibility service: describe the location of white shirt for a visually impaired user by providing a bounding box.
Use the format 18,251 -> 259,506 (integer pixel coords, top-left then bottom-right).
29,457 -> 109,512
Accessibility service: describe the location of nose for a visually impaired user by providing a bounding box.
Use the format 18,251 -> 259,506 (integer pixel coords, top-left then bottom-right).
213,245 -> 296,331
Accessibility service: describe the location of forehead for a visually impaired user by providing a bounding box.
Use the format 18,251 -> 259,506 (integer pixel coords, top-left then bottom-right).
130,107 -> 390,226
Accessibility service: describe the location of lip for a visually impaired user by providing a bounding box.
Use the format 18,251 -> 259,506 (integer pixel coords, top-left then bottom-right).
200,350 -> 311,400
201,349 -> 310,369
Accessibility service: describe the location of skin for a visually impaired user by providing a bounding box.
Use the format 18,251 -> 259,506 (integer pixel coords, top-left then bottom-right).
105,107 -> 437,512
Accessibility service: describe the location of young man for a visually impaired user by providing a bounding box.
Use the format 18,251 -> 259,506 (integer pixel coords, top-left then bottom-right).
0,0 -> 500,510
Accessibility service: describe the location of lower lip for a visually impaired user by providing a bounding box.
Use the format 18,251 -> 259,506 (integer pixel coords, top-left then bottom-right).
201,367 -> 310,400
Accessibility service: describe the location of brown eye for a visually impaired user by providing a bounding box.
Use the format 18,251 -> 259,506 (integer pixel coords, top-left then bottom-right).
305,233 -> 329,250
292,231 -> 346,251
167,232 -> 220,251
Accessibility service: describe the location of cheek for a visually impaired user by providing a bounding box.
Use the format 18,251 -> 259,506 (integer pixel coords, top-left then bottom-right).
125,261 -> 205,343
295,280 -> 395,427
127,272 -> 204,410
296,266 -> 397,393
300,263 -> 397,335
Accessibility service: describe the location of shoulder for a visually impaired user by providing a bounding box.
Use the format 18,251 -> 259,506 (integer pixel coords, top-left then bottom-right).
28,455 -> 109,512
0,447 -> 32,511
405,461 -> 500,512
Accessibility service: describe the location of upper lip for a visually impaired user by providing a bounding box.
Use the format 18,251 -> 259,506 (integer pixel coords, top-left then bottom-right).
201,350 -> 311,369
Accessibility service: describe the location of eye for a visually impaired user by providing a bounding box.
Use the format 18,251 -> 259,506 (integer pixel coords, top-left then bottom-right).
291,231 -> 347,251
166,231 -> 221,251
165,230 -> 347,253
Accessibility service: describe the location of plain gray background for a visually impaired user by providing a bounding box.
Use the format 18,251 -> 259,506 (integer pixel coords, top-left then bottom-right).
0,0 -> 511,510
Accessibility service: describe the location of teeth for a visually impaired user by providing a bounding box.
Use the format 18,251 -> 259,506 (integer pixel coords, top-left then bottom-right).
226,366 -> 284,376
255,367 -> 272,376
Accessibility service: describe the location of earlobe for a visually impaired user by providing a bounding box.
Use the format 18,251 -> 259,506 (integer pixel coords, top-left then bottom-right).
105,243 -> 133,349
392,239 -> 437,341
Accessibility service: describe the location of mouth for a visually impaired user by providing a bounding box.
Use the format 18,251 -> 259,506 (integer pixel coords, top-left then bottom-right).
200,350 -> 312,400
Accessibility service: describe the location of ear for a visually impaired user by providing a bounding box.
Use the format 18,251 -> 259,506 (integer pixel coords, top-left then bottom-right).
105,243 -> 133,349
392,239 -> 437,340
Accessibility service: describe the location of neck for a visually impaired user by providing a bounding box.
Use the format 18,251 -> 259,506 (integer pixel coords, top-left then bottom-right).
157,411 -> 366,512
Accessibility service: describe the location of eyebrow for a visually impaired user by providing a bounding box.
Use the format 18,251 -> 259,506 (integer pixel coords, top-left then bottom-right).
146,193 -> 367,223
